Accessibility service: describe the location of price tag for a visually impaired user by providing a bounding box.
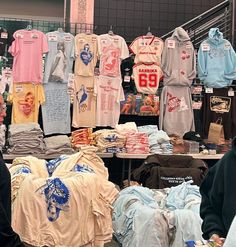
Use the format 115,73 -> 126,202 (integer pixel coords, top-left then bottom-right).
15,85 -> 23,93
1,32 -> 8,39
228,90 -> 235,96
224,43 -> 231,50
202,43 -> 210,51
192,101 -> 202,110
167,40 -> 175,49
186,44 -> 192,49
136,95 -> 142,100
31,34 -> 38,39
205,87 -> 213,94
124,75 -> 131,82
64,36 -> 72,42
48,35 -> 58,42
154,96 -> 159,101
16,33 -> 23,38
192,86 -> 203,94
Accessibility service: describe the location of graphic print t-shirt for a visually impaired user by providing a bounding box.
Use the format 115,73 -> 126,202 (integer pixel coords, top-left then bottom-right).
129,35 -> 164,64
9,29 -> 49,83
8,83 -> 45,123
44,31 -> 74,84
132,62 -> 163,94
74,33 -> 98,76
72,75 -> 96,128
95,75 -> 124,127
98,34 -> 129,77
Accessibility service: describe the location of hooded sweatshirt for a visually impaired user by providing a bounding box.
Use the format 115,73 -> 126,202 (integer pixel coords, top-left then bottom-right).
161,27 -> 196,86
198,28 -> 236,88
200,137 -> 236,239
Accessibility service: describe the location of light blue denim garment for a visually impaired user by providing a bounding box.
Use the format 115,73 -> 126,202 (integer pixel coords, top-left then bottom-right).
165,181 -> 201,210
224,215 -> 236,247
171,209 -> 203,247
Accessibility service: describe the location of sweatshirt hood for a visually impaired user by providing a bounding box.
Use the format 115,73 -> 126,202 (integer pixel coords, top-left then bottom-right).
208,28 -> 224,45
172,27 -> 190,42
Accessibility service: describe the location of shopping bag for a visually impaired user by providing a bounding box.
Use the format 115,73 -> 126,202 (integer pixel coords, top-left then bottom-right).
208,117 -> 225,144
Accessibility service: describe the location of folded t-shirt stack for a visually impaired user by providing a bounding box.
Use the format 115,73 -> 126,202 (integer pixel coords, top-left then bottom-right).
92,129 -> 126,153
125,132 -> 150,154
7,123 -> 45,154
156,130 -> 173,154
44,135 -> 75,155
71,128 -> 94,149
0,124 -> 6,151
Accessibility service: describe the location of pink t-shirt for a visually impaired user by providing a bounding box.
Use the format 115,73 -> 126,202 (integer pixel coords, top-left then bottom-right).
9,29 -> 49,83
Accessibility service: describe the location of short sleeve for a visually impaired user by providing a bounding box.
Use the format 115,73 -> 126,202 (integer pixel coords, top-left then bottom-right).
38,85 -> 45,105
42,33 -> 49,54
129,37 -> 139,55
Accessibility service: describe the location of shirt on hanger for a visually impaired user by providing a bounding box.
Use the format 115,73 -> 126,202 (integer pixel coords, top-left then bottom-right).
74,33 -> 98,77
9,29 -> 48,83
8,82 -> 45,124
95,75 -> 124,127
43,31 -> 74,84
98,34 -> 129,77
72,75 -> 96,128
41,82 -> 71,135
129,35 -> 164,64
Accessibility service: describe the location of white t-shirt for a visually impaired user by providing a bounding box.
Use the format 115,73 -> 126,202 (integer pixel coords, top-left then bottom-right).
98,34 -> 129,77
132,62 -> 163,94
72,75 -> 96,128
74,33 -> 98,76
129,35 -> 164,64
94,75 -> 124,127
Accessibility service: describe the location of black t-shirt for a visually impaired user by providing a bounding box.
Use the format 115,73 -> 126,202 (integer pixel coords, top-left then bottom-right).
0,28 -> 14,56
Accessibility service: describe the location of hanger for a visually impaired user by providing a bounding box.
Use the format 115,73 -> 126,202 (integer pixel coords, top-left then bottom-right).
108,25 -> 114,36
146,26 -> 152,36
26,24 -> 32,31
57,27 -> 64,33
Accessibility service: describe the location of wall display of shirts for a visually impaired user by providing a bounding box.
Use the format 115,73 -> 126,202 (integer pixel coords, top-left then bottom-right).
9,29 -> 49,83
7,83 -> 45,124
0,27 -> 14,56
43,30 -> 74,84
74,33 -> 98,77
97,34 -> 129,77
2,26 -> 236,139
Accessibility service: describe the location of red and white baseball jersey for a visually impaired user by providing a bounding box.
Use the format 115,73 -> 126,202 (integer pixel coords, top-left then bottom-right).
129,35 -> 164,64
132,62 -> 163,94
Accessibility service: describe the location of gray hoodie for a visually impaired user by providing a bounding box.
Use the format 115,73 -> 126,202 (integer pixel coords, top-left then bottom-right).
161,27 -> 196,86
159,85 -> 195,136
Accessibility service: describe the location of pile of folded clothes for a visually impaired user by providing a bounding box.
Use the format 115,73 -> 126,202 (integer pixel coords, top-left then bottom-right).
44,135 -> 75,155
0,124 -> 6,151
125,132 -> 150,154
7,123 -> 45,155
71,128 -> 94,149
92,129 -> 126,153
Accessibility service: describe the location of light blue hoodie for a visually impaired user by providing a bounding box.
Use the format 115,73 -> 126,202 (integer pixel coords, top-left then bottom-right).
198,28 -> 236,88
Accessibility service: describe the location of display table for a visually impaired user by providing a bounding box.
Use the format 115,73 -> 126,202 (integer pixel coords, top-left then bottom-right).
116,153 -> 224,184
3,152 -> 114,161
